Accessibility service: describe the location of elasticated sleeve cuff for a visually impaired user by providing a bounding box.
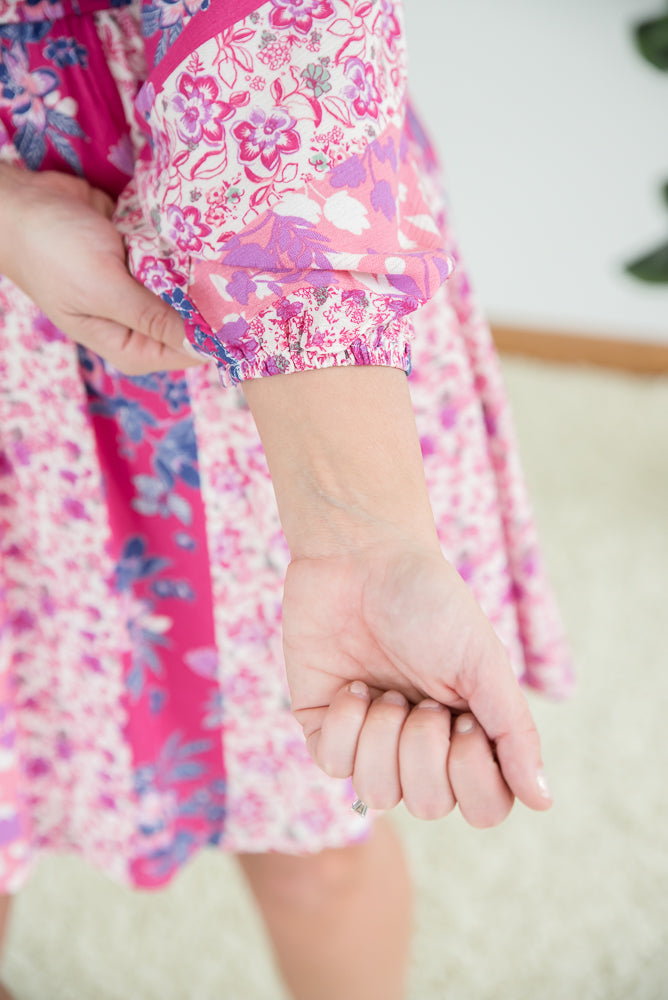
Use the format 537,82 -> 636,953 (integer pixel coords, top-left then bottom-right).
117,0 -> 454,385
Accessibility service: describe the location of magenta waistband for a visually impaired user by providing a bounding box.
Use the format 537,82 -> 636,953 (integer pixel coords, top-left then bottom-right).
147,0 -> 270,95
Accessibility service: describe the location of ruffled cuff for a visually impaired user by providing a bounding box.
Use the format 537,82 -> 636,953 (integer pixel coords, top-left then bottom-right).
119,0 -> 454,385
187,284 -> 415,386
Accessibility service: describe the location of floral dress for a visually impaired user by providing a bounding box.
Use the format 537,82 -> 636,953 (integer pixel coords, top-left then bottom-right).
0,0 -> 573,893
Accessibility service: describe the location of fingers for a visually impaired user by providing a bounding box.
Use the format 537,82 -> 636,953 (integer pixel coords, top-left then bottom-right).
302,683 -> 537,830
88,185 -> 115,219
462,629 -> 553,812
448,714 -> 514,828
353,690 -> 410,810
95,258 -> 193,358
399,700 -> 456,820
69,315 -> 203,375
316,681 -> 371,778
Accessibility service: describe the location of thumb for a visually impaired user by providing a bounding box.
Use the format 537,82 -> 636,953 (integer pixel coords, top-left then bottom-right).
97,261 -> 189,355
466,651 -> 552,812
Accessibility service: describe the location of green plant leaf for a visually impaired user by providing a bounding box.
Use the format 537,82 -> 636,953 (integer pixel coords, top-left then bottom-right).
635,15 -> 668,70
626,240 -> 668,283
663,179 -> 668,208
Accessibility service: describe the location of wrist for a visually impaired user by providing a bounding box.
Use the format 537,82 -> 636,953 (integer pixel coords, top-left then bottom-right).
243,364 -> 441,560
276,438 -> 439,560
0,165 -> 33,280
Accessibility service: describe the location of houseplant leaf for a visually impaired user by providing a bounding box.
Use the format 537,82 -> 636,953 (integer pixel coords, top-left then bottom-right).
635,14 -> 668,70
625,240 -> 668,282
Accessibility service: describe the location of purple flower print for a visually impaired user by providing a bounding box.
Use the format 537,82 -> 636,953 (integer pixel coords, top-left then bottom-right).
1,41 -> 57,130
276,298 -> 304,322
379,0 -> 401,53
136,256 -> 187,298
215,316 -> 259,362
272,216 -> 332,269
183,647 -> 219,680
136,81 -> 156,121
343,57 -> 381,120
62,497 -> 90,520
153,0 -> 206,30
349,337 -> 372,366
108,134 -> 134,176
263,356 -> 290,375
0,813 -> 21,847
269,0 -> 334,34
370,179 -> 395,220
329,153 -> 367,189
9,609 -> 36,634
387,273 -> 422,298
165,205 -> 212,252
171,73 -> 234,145
226,270 -> 257,305
232,106 -> 300,172
26,756 -> 50,778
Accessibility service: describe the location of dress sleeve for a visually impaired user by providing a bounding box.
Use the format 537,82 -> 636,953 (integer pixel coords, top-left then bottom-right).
116,0 -> 454,385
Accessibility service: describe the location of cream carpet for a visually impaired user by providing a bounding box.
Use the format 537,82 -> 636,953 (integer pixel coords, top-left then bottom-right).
3,357 -> 668,1000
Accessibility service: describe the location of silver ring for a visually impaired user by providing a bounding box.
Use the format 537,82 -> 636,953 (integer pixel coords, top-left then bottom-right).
351,798 -> 368,817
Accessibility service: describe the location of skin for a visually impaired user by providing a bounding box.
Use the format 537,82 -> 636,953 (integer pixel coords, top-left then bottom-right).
0,163 -> 551,998
243,364 -> 552,823
0,165 -> 199,375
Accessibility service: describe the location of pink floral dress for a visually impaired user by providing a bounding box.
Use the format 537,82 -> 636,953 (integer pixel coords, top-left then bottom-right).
0,0 -> 573,892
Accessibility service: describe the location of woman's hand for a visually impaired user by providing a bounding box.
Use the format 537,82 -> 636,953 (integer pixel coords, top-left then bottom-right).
283,541 -> 550,827
0,166 -> 200,374
243,364 -> 552,829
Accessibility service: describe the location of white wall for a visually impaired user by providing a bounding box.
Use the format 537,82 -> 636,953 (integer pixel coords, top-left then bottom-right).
404,0 -> 668,342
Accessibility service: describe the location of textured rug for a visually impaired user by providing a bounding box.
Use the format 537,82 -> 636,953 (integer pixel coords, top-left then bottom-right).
3,357 -> 668,1000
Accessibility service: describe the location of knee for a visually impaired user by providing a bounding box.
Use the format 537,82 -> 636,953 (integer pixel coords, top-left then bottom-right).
240,841 -> 369,914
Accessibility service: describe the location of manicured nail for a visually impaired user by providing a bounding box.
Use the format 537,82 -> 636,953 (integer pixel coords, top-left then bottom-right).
455,714 -> 475,734
536,769 -> 552,800
349,680 -> 369,699
418,699 -> 446,711
379,690 -> 407,707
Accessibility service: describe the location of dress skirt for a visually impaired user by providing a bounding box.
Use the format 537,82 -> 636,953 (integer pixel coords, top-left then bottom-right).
0,0 -> 573,892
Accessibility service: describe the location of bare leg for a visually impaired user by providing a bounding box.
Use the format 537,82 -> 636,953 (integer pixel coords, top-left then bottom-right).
0,895 -> 15,1000
237,817 -> 412,1000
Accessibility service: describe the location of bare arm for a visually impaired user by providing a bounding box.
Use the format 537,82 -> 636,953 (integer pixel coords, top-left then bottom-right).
243,364 -> 552,826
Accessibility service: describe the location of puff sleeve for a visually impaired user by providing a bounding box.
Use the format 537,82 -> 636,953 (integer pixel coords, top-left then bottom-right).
116,0 -> 453,385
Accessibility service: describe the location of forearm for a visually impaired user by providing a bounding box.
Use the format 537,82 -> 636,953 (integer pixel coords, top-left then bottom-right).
242,365 -> 440,560
0,164 -> 28,278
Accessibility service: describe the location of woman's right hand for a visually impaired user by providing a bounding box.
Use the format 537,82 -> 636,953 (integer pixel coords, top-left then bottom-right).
0,165 -> 201,375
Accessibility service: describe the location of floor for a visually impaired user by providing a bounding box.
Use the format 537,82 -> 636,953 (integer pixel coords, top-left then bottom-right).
3,357 -> 668,1000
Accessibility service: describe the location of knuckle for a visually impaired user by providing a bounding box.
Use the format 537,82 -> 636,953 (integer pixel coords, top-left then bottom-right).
138,303 -> 174,347
370,702 -> 409,727
466,799 -> 513,830
356,784 -> 400,812
408,795 -> 455,822
319,751 -> 350,780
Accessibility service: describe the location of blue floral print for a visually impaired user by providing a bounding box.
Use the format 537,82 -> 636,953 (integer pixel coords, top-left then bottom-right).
43,37 -> 88,67
0,30 -> 85,171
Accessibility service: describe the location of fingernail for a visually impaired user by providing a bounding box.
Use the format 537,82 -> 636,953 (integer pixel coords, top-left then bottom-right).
536,768 -> 552,800
379,690 -> 407,707
455,714 -> 475,734
349,681 -> 368,699
418,699 -> 446,711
